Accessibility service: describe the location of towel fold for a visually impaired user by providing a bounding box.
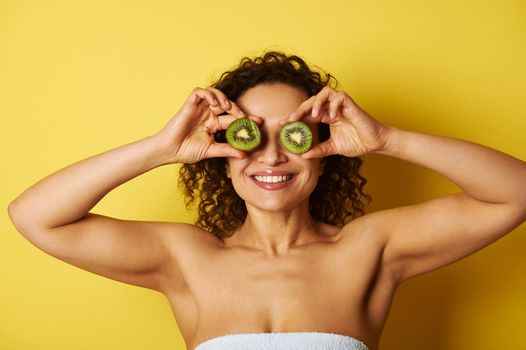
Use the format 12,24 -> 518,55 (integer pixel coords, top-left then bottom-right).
194,331 -> 369,350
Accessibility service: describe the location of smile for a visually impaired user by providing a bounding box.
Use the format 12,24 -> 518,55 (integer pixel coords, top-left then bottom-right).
250,174 -> 296,190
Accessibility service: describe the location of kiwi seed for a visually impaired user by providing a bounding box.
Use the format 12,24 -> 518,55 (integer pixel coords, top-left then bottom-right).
225,118 -> 261,151
279,121 -> 313,154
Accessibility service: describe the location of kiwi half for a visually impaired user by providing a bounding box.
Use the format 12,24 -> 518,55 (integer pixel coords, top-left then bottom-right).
279,121 -> 313,154
225,118 -> 261,151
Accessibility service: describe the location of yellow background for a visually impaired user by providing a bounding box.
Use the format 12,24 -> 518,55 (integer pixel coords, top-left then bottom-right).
1,0 -> 525,349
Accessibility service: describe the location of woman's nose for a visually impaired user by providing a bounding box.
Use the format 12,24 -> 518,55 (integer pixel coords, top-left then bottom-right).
255,135 -> 287,166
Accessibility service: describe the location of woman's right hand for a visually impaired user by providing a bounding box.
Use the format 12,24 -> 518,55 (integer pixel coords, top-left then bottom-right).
154,87 -> 254,164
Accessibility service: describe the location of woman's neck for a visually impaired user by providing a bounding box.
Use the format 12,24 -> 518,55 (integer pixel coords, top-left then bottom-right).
227,201 -> 323,255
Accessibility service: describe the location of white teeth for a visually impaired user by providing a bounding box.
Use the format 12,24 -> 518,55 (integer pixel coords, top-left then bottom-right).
254,175 -> 293,183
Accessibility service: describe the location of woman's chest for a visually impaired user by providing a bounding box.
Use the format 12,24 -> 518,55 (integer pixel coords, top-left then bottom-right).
200,255 -> 366,323
166,237 -> 393,347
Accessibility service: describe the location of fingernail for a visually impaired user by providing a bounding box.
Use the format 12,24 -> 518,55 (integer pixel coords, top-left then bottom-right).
312,107 -> 318,117
330,110 -> 334,119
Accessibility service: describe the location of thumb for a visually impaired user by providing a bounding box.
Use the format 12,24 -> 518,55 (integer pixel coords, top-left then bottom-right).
205,143 -> 247,159
301,140 -> 335,159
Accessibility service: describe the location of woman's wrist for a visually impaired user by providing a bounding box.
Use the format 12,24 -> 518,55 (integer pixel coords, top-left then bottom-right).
371,125 -> 401,156
148,133 -> 182,166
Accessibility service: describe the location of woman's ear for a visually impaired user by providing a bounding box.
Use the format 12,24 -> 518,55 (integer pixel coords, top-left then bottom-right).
318,158 -> 325,176
225,162 -> 231,178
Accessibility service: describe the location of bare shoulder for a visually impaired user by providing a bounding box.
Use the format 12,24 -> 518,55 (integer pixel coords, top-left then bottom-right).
337,212 -> 390,251
162,222 -> 222,257
155,221 -> 222,287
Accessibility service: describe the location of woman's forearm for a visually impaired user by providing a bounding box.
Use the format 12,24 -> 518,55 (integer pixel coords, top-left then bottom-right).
374,126 -> 526,205
8,135 -> 167,231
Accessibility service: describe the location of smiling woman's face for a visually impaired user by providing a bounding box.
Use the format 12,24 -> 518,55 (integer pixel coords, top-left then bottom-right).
226,82 -> 323,212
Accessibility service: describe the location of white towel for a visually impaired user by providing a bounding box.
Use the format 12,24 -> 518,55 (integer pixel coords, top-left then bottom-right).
194,331 -> 369,350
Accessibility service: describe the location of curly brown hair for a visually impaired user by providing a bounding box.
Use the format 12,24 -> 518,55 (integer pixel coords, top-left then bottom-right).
178,51 -> 372,239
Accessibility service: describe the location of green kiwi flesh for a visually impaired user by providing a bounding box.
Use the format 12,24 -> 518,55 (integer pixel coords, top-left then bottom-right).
225,118 -> 261,151
279,121 -> 313,154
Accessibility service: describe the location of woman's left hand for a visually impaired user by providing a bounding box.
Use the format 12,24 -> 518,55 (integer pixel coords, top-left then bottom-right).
280,86 -> 391,159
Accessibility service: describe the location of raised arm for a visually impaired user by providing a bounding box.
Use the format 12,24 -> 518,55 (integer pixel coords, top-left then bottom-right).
283,85 -> 526,285
7,87 -> 249,292
371,126 -> 526,283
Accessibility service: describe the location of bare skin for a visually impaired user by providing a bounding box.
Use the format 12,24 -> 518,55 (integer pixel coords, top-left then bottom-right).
163,218 -> 392,350
8,82 -> 526,350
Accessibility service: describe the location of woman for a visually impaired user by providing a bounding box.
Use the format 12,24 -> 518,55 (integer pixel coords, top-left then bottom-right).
8,51 -> 526,350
